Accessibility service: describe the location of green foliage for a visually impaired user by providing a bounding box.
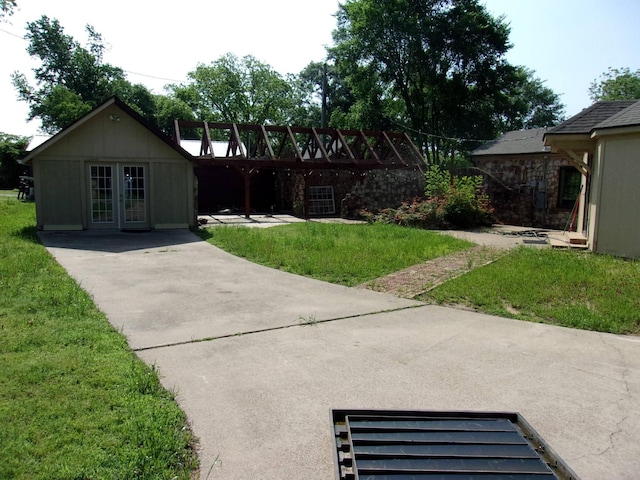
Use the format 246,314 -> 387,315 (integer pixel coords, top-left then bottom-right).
589,67 -> 640,101
296,61 -> 365,128
365,166 -> 493,229
0,0 -> 16,19
198,222 -> 472,286
499,67 -> 565,130
421,247 -> 640,334
153,95 -> 196,136
329,0 -> 565,159
169,53 -> 304,125
0,133 -> 29,188
0,198 -> 198,479
12,16 -> 161,133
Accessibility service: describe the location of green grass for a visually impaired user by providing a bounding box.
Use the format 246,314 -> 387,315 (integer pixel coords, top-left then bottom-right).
419,246 -> 640,334
199,220 -> 639,335
0,197 -> 198,479
198,222 -> 473,286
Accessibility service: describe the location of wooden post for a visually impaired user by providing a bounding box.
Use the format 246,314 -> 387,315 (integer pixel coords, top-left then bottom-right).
244,169 -> 251,218
233,166 -> 254,219
303,171 -> 310,219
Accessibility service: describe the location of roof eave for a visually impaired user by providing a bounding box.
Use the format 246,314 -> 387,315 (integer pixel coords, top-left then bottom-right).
591,124 -> 640,138
22,97 -> 195,165
22,99 -> 118,164
543,132 -> 595,153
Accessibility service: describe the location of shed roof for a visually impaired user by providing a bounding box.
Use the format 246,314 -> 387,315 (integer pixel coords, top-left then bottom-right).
22,97 -> 193,164
470,127 -> 550,156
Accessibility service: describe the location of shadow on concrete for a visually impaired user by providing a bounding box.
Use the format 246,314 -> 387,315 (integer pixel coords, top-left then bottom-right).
38,229 -> 202,253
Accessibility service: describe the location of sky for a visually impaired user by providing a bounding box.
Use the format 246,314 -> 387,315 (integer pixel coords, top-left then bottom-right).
1,0 -> 639,138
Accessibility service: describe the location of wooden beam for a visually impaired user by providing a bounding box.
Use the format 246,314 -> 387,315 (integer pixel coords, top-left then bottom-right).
357,131 -> 382,164
286,126 -> 304,162
561,149 -> 592,175
174,119 -> 423,169
311,127 -> 331,162
382,132 -> 406,166
259,125 -> 276,160
229,123 -> 246,159
402,133 -> 426,173
335,130 -> 356,161
233,165 -> 255,218
203,122 -> 213,157
174,119 -> 181,144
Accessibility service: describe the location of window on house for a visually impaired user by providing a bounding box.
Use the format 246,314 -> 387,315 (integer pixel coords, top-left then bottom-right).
308,186 -> 335,215
557,167 -> 581,209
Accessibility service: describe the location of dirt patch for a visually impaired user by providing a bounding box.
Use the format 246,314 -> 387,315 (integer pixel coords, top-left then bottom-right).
357,245 -> 506,299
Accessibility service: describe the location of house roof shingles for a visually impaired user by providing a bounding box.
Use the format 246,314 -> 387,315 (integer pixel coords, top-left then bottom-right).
546,100 -> 638,135
594,100 -> 640,130
470,127 -> 550,156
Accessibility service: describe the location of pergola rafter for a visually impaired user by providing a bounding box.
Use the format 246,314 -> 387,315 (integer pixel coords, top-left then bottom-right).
175,120 -> 425,171
175,121 -> 425,218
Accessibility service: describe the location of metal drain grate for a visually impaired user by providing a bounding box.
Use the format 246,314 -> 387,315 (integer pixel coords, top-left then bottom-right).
331,410 -> 580,480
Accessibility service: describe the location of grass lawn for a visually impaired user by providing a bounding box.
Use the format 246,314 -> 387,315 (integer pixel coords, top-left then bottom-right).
200,221 -> 639,335
0,196 -> 198,479
198,222 -> 473,286
419,246 -> 640,334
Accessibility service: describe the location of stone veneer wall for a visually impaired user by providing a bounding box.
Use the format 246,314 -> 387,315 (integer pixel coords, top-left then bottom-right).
473,153 -> 577,229
348,168 -> 425,214
275,167 -> 425,218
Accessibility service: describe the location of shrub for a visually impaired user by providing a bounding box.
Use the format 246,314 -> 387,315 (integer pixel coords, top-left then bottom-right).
362,166 -> 493,229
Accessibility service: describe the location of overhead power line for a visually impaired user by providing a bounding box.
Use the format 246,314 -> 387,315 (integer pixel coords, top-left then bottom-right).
122,70 -> 185,84
0,26 -> 24,39
1,27 -> 188,85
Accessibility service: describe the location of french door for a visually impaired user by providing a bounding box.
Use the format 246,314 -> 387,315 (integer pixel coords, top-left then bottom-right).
89,163 -> 149,230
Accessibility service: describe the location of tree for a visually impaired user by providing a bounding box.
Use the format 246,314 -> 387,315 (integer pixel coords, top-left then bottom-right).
0,133 -> 29,189
169,54 -> 303,126
329,0 -> 564,162
0,0 -> 17,20
295,61 -> 363,129
498,67 -> 565,131
153,95 -> 196,137
12,16 -> 159,133
589,67 -> 640,102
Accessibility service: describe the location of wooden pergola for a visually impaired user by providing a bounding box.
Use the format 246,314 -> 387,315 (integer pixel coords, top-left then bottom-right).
174,120 -> 425,217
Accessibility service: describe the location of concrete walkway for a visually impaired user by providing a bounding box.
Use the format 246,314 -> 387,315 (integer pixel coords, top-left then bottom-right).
39,229 -> 640,480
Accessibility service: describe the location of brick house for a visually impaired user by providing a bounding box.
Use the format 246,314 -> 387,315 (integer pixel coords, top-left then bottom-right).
470,127 -> 581,229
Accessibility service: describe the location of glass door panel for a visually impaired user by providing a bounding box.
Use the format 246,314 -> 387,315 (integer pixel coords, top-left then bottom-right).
121,165 -> 148,229
90,165 -> 114,224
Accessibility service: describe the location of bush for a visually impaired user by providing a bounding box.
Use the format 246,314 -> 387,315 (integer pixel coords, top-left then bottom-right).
362,166 -> 494,229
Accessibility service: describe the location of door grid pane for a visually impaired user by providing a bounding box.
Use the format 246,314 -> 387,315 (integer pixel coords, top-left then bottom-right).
123,166 -> 146,222
90,165 -> 114,223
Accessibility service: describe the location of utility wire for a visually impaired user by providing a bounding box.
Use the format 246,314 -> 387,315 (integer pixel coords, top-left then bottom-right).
391,118 -> 549,145
122,70 -> 185,84
0,26 -> 24,39
1,27 -> 188,84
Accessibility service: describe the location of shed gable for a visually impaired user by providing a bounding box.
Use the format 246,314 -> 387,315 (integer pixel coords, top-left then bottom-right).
39,104 -> 187,163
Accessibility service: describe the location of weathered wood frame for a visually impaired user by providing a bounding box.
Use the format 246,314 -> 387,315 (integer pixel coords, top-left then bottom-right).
175,121 -> 425,218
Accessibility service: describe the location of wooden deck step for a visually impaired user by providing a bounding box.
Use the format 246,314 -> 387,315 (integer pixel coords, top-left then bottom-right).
567,232 -> 587,245
548,232 -> 589,250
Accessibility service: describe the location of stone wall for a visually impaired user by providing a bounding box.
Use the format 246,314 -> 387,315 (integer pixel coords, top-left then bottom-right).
473,153 -> 577,229
275,167 -> 425,218
349,168 -> 425,214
